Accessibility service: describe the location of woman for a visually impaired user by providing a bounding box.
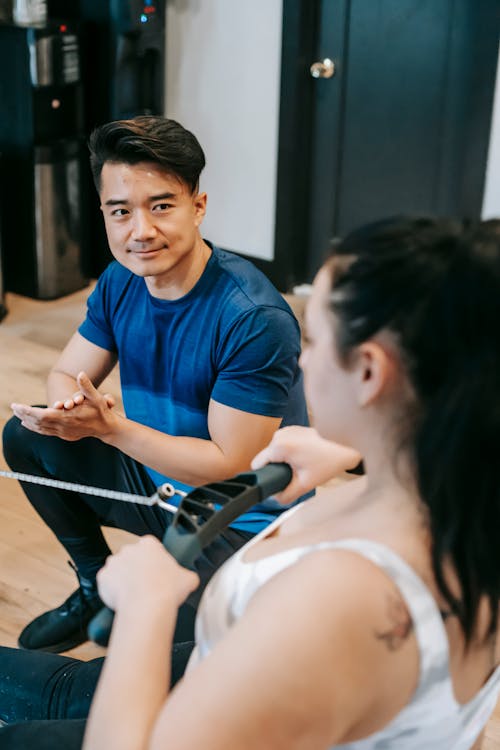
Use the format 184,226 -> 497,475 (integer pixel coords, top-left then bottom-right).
3,216 -> 500,749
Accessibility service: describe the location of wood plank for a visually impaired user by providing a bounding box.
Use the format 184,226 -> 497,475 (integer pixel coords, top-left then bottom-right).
0,287 -> 125,661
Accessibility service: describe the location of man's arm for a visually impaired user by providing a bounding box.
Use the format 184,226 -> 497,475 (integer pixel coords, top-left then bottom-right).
47,331 -> 118,407
101,395 -> 282,486
11,332 -> 118,438
12,367 -> 281,485
12,306 -> 294,485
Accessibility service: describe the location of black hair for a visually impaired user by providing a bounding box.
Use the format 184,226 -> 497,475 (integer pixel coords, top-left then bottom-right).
327,215 -> 500,643
88,116 -> 206,193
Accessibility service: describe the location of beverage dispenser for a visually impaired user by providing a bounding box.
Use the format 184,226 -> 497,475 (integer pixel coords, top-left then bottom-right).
0,20 -> 88,298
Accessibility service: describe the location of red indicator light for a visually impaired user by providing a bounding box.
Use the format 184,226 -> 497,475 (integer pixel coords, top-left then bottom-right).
59,24 -> 67,32
144,6 -> 155,13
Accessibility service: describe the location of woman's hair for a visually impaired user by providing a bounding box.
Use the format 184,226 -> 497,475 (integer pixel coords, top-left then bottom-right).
326,215 -> 500,643
88,116 -> 206,193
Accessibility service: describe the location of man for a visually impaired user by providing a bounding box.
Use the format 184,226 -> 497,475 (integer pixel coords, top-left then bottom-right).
2,116 -> 308,653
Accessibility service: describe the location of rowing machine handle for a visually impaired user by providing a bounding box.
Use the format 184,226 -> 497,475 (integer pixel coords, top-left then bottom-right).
88,463 -> 292,646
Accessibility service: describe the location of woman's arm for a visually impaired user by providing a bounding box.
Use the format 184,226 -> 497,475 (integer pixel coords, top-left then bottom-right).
82,537 -> 199,750
84,538 -> 419,749
252,426 -> 362,504
146,548 -> 419,750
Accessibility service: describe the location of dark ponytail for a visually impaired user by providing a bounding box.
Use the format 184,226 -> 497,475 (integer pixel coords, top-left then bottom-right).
327,216 -> 500,642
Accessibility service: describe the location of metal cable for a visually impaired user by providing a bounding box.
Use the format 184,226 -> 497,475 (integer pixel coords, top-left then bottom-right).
0,469 -> 179,512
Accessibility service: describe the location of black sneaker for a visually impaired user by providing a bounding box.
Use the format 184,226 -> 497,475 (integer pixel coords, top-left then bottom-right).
18,585 -> 103,653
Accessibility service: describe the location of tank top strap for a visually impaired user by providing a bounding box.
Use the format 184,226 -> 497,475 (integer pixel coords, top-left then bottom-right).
320,538 -> 451,701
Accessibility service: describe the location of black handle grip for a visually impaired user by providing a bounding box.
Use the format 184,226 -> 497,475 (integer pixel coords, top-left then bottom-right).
88,606 -> 114,647
88,462 -> 292,646
160,463 -> 292,569
239,462 -> 293,500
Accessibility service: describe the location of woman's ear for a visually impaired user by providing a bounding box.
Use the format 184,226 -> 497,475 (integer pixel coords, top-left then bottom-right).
355,341 -> 395,407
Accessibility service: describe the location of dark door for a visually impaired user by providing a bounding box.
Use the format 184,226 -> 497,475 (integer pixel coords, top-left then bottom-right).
305,0 -> 500,279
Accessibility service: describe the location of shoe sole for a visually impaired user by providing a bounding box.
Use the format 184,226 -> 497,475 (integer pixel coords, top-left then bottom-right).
17,632 -> 89,654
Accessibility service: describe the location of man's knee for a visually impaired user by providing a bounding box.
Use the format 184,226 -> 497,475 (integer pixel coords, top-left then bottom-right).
2,415 -> 56,471
2,415 -> 30,468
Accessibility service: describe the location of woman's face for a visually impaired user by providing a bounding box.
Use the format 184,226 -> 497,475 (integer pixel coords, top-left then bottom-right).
300,267 -> 358,444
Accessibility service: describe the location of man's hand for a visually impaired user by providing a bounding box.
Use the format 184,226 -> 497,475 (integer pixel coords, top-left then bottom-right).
11,371 -> 120,442
52,390 -> 116,411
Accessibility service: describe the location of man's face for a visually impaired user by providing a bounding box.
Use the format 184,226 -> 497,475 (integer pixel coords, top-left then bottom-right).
99,161 -> 207,289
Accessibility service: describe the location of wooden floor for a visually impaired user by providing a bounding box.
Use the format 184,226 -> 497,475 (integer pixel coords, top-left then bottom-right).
0,286 -> 500,747
0,284 -> 133,664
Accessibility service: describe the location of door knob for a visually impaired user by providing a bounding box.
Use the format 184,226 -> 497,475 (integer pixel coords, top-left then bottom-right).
310,58 -> 335,79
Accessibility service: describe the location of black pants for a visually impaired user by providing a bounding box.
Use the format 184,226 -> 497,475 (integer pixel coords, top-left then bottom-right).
0,416 -> 253,748
0,641 -> 194,748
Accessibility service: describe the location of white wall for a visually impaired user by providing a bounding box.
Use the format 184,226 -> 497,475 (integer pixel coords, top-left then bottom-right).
165,10 -> 498,240
165,0 -> 283,261
482,43 -> 500,219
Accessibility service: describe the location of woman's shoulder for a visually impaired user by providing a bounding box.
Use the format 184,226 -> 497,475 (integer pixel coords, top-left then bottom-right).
158,543 -> 419,749
272,541 -> 418,637
246,544 -> 421,744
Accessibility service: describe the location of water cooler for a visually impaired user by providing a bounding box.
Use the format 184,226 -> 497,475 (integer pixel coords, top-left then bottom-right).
0,150 -> 5,319
45,0 -> 166,276
0,213 -> 6,321
83,0 -> 166,276
108,0 -> 165,120
0,20 -> 89,299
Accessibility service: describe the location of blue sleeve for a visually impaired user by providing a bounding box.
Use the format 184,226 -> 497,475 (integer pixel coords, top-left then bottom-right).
211,307 -> 301,418
78,271 -> 117,352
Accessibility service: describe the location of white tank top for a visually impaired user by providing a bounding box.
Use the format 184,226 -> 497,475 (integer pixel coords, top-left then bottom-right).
188,508 -> 500,749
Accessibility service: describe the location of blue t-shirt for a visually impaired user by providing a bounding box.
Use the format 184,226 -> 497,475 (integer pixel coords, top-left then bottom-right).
78,245 -> 308,533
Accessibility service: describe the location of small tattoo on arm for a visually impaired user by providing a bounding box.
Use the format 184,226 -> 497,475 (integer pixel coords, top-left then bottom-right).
374,593 -> 413,652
